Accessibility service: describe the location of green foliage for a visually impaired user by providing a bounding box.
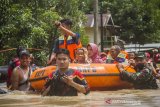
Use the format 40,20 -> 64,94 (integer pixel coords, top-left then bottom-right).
79,27 -> 89,46
106,0 -> 160,44
79,0 -> 160,44
0,0 -> 89,66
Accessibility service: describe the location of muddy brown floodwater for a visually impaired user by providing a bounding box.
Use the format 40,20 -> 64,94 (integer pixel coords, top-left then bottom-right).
0,81 -> 160,107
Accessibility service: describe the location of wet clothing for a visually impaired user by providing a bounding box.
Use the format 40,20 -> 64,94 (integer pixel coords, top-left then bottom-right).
120,66 -> 158,89
44,69 -> 90,96
87,43 -> 104,63
7,57 -> 20,88
12,66 -> 32,91
106,51 -> 128,64
53,34 -> 82,61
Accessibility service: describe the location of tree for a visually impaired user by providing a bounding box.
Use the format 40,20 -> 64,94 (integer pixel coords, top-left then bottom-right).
80,0 -> 160,44
106,0 -> 160,44
0,0 -> 88,65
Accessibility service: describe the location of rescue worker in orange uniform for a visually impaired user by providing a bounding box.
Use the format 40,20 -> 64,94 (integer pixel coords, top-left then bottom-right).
48,19 -> 82,65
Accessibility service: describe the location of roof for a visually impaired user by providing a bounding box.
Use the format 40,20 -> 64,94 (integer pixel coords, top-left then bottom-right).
124,43 -> 160,52
84,14 -> 114,27
125,43 -> 160,49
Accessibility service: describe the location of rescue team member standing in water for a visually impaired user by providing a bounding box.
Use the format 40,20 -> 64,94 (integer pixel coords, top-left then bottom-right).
10,50 -> 32,91
47,19 -> 82,65
42,49 -> 90,96
116,53 -> 158,89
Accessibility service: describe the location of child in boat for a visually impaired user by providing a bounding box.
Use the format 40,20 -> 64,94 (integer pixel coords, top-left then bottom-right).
73,47 -> 91,64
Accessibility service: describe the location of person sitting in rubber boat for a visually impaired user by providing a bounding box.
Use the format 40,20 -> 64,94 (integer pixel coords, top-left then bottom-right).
106,45 -> 128,64
87,43 -> 104,63
42,49 -> 90,96
10,50 -> 32,91
116,53 -> 158,89
47,19 -> 82,65
73,47 -> 92,64
100,52 -> 107,62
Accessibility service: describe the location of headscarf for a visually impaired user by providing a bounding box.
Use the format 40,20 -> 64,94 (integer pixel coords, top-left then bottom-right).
87,43 -> 104,63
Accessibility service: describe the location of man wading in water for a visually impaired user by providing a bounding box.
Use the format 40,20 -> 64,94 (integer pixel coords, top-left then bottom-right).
11,50 -> 32,91
117,53 -> 158,89
42,49 -> 90,96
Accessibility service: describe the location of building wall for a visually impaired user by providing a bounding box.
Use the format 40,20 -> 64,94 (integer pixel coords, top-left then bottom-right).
85,27 -> 102,51
85,27 -> 101,44
85,27 -> 116,50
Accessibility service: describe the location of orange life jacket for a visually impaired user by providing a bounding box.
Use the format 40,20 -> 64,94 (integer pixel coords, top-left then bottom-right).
58,35 -> 82,61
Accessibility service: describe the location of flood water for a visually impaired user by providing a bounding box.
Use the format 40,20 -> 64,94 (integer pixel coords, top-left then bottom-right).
0,81 -> 160,107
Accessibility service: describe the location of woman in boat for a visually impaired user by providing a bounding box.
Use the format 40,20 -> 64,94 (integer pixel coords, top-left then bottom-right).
73,47 -> 91,64
87,43 -> 104,63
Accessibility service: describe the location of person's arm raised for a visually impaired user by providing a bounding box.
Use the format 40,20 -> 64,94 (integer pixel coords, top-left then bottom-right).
59,25 -> 76,37
55,21 -> 76,37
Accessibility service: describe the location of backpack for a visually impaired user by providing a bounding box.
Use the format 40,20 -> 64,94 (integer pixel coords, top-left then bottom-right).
7,57 -> 20,88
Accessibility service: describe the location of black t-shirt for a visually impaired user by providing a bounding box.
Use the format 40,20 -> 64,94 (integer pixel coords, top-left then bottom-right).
46,69 -> 89,96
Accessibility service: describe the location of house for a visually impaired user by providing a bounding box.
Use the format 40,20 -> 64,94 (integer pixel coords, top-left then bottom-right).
84,13 -> 121,51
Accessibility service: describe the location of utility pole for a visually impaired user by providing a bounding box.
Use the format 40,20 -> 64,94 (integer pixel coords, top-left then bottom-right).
100,1 -> 103,51
94,0 -> 99,44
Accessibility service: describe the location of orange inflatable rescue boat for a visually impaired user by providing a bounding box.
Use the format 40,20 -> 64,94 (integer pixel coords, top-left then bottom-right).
30,64 -> 135,91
